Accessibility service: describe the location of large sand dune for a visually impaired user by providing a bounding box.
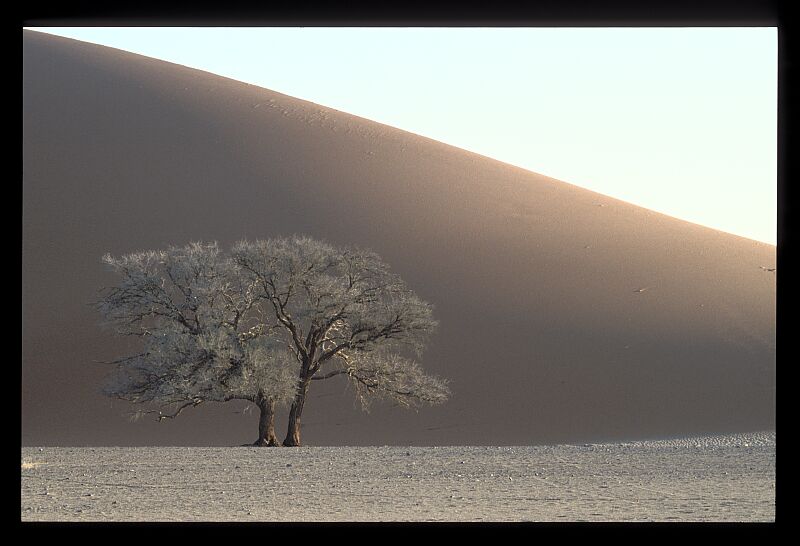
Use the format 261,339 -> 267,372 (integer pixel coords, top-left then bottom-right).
22,30 -> 776,447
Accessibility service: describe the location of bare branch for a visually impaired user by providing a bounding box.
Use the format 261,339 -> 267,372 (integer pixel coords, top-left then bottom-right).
156,399 -> 203,421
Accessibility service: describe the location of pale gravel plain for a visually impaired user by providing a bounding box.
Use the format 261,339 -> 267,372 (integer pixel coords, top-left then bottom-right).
21,431 -> 775,522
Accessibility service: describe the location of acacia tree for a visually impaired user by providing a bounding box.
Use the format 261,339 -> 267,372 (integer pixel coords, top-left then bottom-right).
232,235 -> 450,447
96,242 -> 298,446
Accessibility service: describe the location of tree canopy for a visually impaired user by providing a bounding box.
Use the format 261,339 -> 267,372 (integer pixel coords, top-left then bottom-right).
97,236 -> 449,446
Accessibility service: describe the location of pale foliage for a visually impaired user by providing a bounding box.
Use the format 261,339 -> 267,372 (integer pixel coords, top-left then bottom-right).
339,349 -> 451,411
97,236 -> 449,427
232,235 -> 450,410
97,242 -> 298,420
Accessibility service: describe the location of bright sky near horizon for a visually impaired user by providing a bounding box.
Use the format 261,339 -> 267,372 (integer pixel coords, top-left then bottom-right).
27,27 -> 777,244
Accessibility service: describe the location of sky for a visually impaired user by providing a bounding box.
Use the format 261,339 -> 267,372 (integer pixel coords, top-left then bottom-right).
27,27 -> 777,244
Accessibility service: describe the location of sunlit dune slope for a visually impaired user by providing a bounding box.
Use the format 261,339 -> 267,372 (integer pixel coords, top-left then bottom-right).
22,30 -> 775,446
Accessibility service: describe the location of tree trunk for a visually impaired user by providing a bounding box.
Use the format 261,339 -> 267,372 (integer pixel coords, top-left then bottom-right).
253,396 -> 280,447
283,383 -> 309,447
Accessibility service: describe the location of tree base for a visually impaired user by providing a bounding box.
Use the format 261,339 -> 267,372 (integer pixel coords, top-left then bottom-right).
248,437 -> 282,447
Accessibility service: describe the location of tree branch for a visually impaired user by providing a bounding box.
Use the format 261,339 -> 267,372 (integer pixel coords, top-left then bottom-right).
310,369 -> 348,381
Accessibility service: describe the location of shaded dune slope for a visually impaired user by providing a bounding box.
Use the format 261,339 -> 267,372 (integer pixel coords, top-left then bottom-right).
22,31 -> 776,446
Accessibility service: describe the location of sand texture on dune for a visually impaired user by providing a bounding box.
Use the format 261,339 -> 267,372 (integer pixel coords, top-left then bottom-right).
21,432 -> 775,522
22,30 -> 775,447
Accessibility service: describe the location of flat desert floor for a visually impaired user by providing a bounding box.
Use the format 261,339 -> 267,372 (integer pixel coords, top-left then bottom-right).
21,432 -> 775,522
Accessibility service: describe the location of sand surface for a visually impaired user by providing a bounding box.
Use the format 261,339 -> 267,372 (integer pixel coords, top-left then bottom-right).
21,432 -> 774,522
